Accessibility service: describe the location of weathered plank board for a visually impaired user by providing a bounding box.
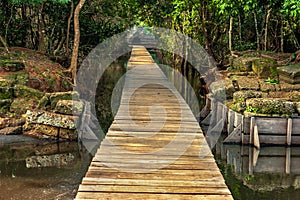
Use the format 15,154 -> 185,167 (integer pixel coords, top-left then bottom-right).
75,46 -> 232,199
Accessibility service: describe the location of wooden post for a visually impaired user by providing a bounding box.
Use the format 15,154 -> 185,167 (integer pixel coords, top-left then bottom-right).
227,109 -> 235,134
253,125 -> 260,149
287,118 -> 292,146
250,117 -> 256,145
285,147 -> 291,174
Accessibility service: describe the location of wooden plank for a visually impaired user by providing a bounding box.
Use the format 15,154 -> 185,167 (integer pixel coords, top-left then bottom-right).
292,118 -> 300,135
223,124 -> 242,144
76,193 -> 233,200
256,117 -> 287,134
249,117 -> 255,145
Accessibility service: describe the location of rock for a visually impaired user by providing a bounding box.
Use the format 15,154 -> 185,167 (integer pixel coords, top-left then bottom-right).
278,64 -> 300,84
209,79 -> 235,101
235,76 -> 260,90
246,98 -> 295,115
14,85 -> 44,100
10,98 -> 36,116
54,100 -> 84,115
35,124 -> 59,138
0,87 -> 14,99
258,79 -> 279,92
2,61 -> 25,72
233,90 -> 263,103
59,128 -> 77,140
0,77 -> 13,87
232,56 -> 259,72
26,110 -> 79,129
49,91 -> 79,110
5,71 -> 29,86
252,58 -> 278,79
37,95 -> 50,110
279,81 -> 300,92
0,126 -> 22,135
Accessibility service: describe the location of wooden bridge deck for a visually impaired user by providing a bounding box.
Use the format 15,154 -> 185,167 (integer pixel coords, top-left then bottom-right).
75,46 -> 233,200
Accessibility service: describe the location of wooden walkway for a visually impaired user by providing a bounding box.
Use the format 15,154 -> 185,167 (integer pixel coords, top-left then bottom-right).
75,46 -> 233,200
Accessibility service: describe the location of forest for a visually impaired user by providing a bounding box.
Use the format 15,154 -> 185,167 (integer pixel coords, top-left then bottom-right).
1,0 -> 300,72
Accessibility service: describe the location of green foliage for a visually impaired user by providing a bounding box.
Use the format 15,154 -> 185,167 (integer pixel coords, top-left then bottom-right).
264,77 -> 279,84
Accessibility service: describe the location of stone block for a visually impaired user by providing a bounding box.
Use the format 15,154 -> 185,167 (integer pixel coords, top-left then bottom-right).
49,91 -> 79,109
232,56 -> 259,72
233,90 -> 263,103
246,98 -> 295,115
26,110 -> 79,129
59,128 -> 77,140
14,85 -> 44,100
35,124 -> 59,138
278,64 -> 300,84
54,100 -> 84,115
252,58 -> 278,78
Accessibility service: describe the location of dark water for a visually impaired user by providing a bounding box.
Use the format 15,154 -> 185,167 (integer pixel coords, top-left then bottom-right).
214,144 -> 300,200
0,57 -> 127,200
154,50 -> 300,200
0,139 -> 92,200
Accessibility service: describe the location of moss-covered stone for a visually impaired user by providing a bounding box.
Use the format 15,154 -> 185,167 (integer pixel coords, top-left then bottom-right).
14,85 -> 44,100
0,77 -> 13,87
252,58 -> 278,78
4,71 -> 29,86
295,102 -> 300,115
233,90 -> 263,103
246,98 -> 295,115
35,124 -> 59,138
10,98 -> 36,116
235,76 -> 260,90
49,91 -> 79,110
277,64 -> 300,84
232,56 -> 259,72
37,94 -> 50,110
0,87 -> 14,99
59,128 -> 77,140
54,100 -> 83,115
2,61 -> 25,72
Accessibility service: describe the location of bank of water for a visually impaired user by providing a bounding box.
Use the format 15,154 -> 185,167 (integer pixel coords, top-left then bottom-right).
153,50 -> 300,200
0,56 -> 127,199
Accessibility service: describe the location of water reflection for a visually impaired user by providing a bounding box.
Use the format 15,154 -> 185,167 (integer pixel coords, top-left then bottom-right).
0,141 -> 92,199
215,144 -> 300,199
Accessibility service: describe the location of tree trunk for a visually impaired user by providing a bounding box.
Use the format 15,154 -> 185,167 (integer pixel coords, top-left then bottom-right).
65,0 -> 74,57
264,8 -> 272,51
238,14 -> 242,45
200,2 -> 213,56
69,0 -> 86,85
37,2 -> 45,52
280,14 -> 284,52
253,11 -> 260,51
0,34 -> 9,53
229,16 -> 233,55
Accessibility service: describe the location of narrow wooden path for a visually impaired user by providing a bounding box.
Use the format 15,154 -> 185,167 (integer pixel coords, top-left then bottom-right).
75,46 -> 233,199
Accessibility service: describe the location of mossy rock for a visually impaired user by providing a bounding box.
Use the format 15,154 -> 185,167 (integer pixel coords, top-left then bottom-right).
233,90 -> 263,103
14,85 -> 44,101
232,57 -> 259,72
252,58 -> 278,78
49,91 -> 79,110
5,71 -> 29,86
277,64 -> 300,84
0,87 -> 14,99
0,78 -> 14,87
10,98 -> 37,116
1,61 -> 25,72
54,100 -> 84,115
246,98 -> 295,115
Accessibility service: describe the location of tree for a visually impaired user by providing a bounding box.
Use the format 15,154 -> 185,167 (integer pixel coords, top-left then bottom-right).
69,0 -> 86,85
